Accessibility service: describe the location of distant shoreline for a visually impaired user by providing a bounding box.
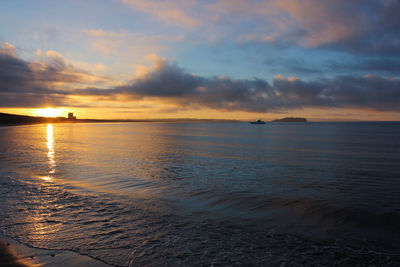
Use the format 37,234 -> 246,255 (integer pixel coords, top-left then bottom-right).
272,117 -> 307,122
1,112 -> 399,127
0,112 -> 240,126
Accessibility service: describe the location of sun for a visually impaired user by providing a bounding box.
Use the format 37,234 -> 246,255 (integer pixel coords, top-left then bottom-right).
36,108 -> 63,118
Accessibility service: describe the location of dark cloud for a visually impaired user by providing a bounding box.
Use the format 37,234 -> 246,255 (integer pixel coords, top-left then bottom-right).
324,75 -> 400,111
333,0 -> 400,55
264,56 -> 400,77
0,52 -> 68,107
76,59 -> 400,112
0,45 -> 98,107
235,0 -> 400,56
331,58 -> 400,74
306,0 -> 400,56
1,46 -> 400,112
0,92 -> 68,108
0,52 -> 32,92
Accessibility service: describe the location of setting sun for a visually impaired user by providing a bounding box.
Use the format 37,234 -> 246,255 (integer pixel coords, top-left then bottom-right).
36,108 -> 63,118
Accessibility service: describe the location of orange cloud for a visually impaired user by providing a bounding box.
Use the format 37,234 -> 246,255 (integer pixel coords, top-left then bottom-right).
205,0 -> 371,48
273,0 -> 355,46
120,0 -> 201,27
134,54 -> 167,78
0,42 -> 17,57
82,28 -> 182,59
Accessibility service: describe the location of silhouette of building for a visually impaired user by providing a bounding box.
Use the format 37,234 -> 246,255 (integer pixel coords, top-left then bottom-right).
68,112 -> 76,120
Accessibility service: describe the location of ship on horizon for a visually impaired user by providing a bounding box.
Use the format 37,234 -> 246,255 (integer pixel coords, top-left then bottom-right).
250,119 -> 266,124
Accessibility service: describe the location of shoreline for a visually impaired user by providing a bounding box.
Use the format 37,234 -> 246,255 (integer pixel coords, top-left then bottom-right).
0,119 -> 241,127
0,234 -> 112,267
0,112 -> 241,127
2,120 -> 400,128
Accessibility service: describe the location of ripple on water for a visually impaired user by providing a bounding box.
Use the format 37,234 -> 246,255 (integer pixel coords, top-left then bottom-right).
0,174 -> 399,266
0,122 -> 400,266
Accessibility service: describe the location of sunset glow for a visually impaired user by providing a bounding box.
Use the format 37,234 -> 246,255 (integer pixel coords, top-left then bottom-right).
35,108 -> 63,118
0,1 -> 399,121
0,2 -> 399,265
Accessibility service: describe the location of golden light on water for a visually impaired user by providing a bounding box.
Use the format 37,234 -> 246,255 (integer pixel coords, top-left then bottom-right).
36,107 -> 63,118
41,124 -> 55,181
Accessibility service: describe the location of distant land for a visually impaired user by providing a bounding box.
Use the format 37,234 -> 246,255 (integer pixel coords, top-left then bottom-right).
6,113 -> 395,126
272,117 -> 307,122
0,112 -> 239,126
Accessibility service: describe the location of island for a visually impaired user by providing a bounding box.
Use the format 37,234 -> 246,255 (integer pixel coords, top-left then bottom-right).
272,117 -> 307,122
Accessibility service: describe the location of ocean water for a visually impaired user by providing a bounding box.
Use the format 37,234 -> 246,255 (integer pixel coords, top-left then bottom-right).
0,122 -> 399,266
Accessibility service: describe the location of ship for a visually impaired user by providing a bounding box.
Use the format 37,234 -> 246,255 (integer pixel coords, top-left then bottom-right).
250,119 -> 266,124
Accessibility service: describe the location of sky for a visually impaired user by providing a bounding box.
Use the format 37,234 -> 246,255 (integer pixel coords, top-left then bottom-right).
1,0 -> 400,121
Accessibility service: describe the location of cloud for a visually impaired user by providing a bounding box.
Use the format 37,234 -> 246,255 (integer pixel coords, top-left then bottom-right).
236,33 -> 277,44
287,0 -> 400,55
82,28 -> 182,57
0,43 -> 110,107
207,0 -> 400,55
1,44 -> 400,112
264,56 -> 400,76
112,1 -> 398,55
330,58 -> 400,74
84,29 -> 121,38
0,42 -> 18,57
263,57 -> 323,75
120,0 -> 201,28
271,0 -> 358,47
76,55 -> 400,112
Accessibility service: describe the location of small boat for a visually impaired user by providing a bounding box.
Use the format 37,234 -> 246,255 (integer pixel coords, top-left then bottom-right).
250,119 -> 266,124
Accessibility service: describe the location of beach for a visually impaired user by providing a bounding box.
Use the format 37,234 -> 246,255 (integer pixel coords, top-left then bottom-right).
0,234 -> 111,267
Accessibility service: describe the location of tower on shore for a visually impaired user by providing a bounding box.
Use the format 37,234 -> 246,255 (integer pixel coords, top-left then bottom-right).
68,112 -> 76,120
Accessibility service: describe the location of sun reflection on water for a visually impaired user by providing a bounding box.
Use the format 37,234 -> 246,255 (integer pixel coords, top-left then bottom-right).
42,124 -> 55,181
27,124 -> 64,245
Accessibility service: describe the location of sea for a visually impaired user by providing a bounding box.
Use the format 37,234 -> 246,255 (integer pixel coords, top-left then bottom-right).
0,122 -> 399,266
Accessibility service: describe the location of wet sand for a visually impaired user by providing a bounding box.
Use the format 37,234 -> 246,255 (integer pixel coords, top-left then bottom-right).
0,235 -> 112,267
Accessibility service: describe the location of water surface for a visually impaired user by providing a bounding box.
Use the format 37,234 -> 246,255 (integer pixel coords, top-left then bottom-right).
0,122 -> 399,266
